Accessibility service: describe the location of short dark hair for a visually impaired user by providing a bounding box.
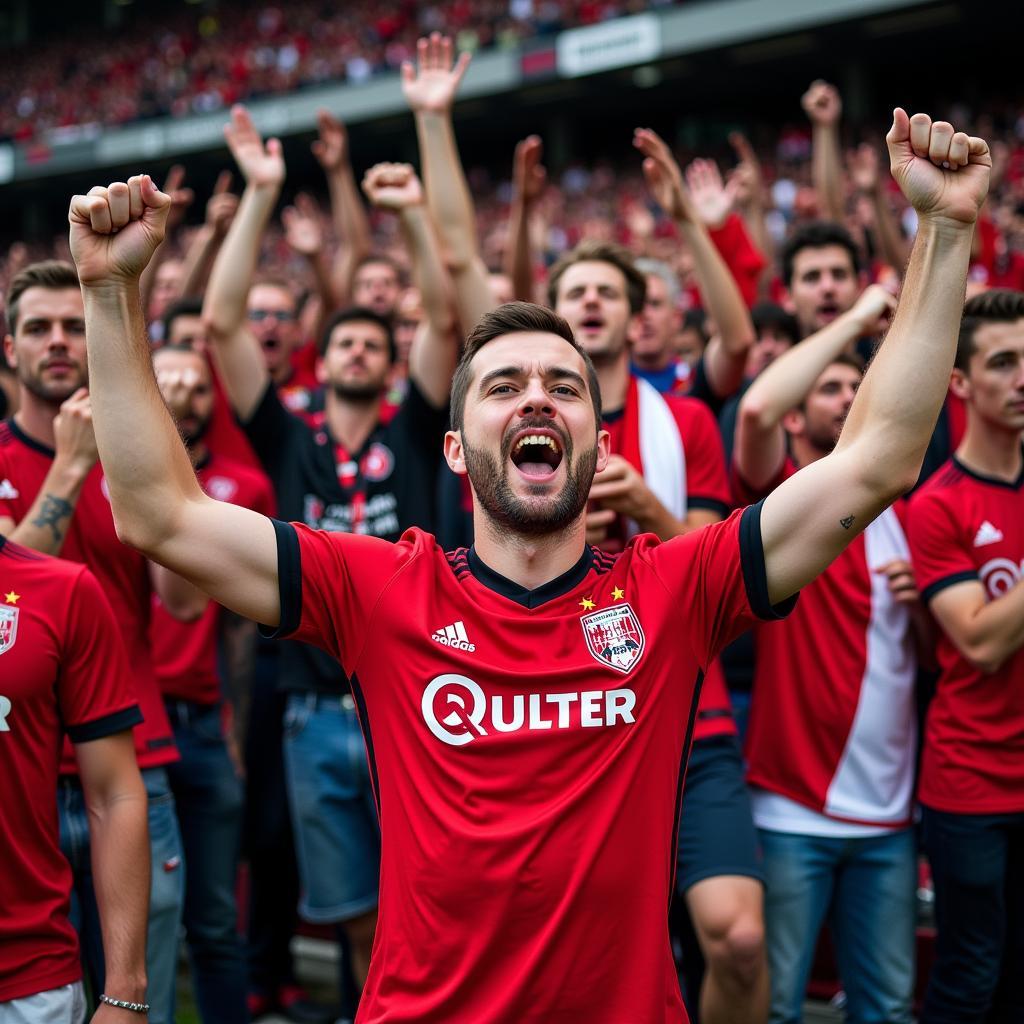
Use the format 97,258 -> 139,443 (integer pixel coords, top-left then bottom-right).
957,290 -> 1024,371
5,260 -> 80,334
449,301 -> 602,431
547,240 -> 647,314
161,297 -> 204,344
781,222 -> 860,287
751,302 -> 800,345
318,306 -> 397,361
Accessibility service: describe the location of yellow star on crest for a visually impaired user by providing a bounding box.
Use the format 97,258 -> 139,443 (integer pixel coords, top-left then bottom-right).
579,596 -> 596,611
4,590 -> 19,605
612,586 -> 625,601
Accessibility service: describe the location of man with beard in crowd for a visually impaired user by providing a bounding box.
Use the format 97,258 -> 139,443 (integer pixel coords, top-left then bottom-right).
73,103 -> 989,1020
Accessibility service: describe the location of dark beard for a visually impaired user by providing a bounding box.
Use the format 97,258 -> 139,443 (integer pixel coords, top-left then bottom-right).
462,427 -> 598,537
180,415 -> 210,447
20,368 -> 86,406
331,381 -> 382,403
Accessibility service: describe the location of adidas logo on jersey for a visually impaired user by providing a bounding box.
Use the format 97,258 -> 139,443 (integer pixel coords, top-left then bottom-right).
0,479 -> 18,500
432,620 -> 476,652
973,521 -> 1004,547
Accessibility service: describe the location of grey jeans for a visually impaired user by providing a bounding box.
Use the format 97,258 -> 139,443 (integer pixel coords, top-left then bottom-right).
0,983 -> 86,1024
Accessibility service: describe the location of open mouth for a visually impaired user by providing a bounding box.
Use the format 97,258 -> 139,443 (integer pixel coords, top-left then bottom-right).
579,316 -> 605,334
509,431 -> 564,480
817,303 -> 840,322
261,337 -> 280,352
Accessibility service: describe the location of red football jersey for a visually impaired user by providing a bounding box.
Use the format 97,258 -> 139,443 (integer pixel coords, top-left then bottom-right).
602,386 -> 734,742
907,457 -> 1024,813
150,454 -> 275,704
265,502 -> 792,1022
0,540 -> 141,1002
737,458 -> 918,826
0,419 -> 176,771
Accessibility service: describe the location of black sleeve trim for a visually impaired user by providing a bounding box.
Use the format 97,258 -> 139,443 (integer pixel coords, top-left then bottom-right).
739,500 -> 799,621
921,570 -> 978,605
67,705 -> 143,743
258,519 -> 303,640
688,496 -> 730,518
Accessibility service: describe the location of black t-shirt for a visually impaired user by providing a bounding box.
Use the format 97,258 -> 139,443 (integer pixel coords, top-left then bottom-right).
244,381 -> 447,693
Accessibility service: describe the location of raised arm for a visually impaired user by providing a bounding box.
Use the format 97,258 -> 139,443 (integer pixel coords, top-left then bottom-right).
69,175 -> 281,625
802,80 -> 845,223
179,170 -> 238,298
634,130 -> 755,398
735,283 -> 895,491
362,162 -> 458,409
849,142 -> 912,270
201,106 -> 284,420
282,192 -> 335,340
727,132 -> 773,272
760,110 -> 991,603
313,110 -> 372,307
505,136 -> 547,302
402,33 -> 495,331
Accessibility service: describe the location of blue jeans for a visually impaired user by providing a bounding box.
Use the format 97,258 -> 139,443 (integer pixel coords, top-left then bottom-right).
283,692 -> 379,922
166,700 -> 248,1024
921,805 -> 1024,1024
58,767 -> 184,1024
759,827 -> 916,1024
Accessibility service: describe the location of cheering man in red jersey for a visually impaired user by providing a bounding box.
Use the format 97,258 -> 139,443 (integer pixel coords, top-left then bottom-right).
907,290 -> 1024,1024
73,108 -> 988,1023
0,545 -> 147,1022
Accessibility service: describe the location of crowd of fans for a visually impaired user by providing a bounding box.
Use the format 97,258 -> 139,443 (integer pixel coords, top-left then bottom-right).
1,23 -> 1022,1024
0,0 -> 677,141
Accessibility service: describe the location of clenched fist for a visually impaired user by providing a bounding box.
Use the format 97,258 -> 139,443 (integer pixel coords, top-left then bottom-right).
362,163 -> 425,211
886,109 -> 990,226
69,175 -> 171,286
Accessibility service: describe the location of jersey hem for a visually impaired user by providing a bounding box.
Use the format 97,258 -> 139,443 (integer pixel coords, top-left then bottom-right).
687,496 -> 730,518
260,519 -> 302,639
921,570 -> 978,604
739,500 -> 799,621
0,962 -> 81,1003
66,704 -> 143,743
747,775 -> 914,829
918,793 -> 1024,815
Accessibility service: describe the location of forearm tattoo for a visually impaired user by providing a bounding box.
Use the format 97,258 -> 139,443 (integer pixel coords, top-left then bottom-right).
839,515 -> 855,530
31,493 -> 75,543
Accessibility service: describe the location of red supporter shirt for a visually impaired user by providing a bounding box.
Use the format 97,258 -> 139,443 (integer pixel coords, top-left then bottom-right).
205,365 -> 263,471
907,457 -> 1024,814
265,503 -> 793,1022
737,459 -> 918,826
0,540 -> 141,1002
150,454 -> 275,704
0,419 -> 177,771
603,382 -> 735,742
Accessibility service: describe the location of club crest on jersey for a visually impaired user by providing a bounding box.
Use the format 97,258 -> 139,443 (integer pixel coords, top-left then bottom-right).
361,443 -> 394,482
0,605 -> 17,656
581,603 -> 645,674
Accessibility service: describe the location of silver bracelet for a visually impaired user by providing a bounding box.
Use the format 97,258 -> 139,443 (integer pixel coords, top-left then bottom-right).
99,994 -> 150,1014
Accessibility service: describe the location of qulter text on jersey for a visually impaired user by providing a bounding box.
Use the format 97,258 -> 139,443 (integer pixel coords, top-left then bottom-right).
422,674 -> 637,747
